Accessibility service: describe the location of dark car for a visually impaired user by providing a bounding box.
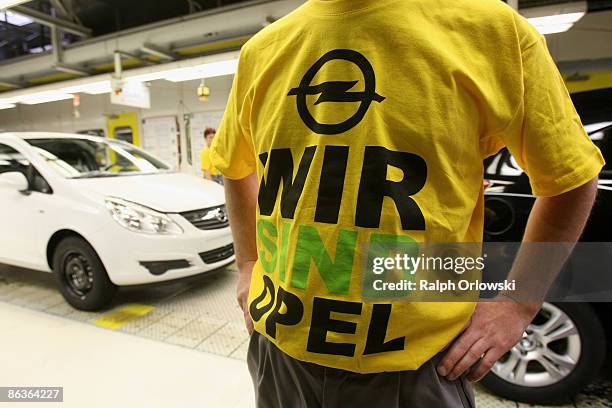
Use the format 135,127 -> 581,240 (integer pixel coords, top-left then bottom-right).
481,88 -> 612,404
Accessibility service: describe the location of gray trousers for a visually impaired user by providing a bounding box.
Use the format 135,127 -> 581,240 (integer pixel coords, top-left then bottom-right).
247,332 -> 475,408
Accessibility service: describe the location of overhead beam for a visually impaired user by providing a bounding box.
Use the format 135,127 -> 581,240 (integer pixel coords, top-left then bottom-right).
53,63 -> 90,76
49,0 -> 68,17
116,50 -> 156,66
0,80 -> 22,89
11,5 -> 92,37
558,57 -> 612,74
141,42 -> 178,60
0,0 -> 303,81
49,0 -> 84,25
51,25 -> 62,63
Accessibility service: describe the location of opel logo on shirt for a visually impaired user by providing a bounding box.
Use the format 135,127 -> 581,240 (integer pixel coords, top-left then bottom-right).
287,49 -> 385,135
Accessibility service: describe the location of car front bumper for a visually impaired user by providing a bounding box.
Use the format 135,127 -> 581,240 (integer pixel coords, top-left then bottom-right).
92,213 -> 235,286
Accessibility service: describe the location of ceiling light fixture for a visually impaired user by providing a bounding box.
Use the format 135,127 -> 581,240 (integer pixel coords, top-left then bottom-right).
16,90 -> 73,105
124,71 -> 168,83
521,1 -> 587,35
61,80 -> 112,95
2,10 -> 32,25
0,0 -> 31,10
164,59 -> 238,82
123,53 -> 239,84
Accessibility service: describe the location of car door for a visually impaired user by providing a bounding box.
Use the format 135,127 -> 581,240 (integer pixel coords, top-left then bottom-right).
0,142 -> 53,270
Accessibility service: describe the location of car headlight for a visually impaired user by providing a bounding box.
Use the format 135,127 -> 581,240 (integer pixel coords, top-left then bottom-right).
105,197 -> 183,235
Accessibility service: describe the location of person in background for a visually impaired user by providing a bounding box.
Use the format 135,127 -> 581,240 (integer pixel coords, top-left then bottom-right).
200,127 -> 223,185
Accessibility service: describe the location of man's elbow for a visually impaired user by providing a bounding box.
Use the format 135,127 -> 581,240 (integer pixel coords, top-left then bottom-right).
544,176 -> 599,215
566,176 -> 598,204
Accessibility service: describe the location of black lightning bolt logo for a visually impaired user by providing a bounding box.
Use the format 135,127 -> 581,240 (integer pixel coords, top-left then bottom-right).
287,49 -> 385,135
288,81 -> 385,105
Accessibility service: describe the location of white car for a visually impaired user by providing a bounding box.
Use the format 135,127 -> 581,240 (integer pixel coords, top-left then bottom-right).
0,132 -> 234,311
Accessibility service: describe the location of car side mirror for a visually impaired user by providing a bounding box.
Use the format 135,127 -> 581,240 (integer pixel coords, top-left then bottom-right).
0,171 -> 30,195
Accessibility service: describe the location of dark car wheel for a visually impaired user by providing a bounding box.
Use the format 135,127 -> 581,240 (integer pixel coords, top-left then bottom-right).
52,236 -> 117,311
481,302 -> 605,405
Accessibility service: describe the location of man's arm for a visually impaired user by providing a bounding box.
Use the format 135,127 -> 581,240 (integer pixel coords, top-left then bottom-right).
521,177 -> 598,241
438,177 -> 598,382
224,173 -> 259,334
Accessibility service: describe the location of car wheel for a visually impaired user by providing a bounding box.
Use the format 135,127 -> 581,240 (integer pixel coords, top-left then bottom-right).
52,236 -> 117,311
481,302 -> 605,405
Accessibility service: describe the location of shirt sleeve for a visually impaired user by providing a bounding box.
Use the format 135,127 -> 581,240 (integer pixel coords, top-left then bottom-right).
209,50 -> 257,180
494,20 -> 604,197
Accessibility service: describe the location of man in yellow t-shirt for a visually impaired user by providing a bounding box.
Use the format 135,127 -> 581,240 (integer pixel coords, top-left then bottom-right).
210,0 -> 603,406
200,127 -> 223,184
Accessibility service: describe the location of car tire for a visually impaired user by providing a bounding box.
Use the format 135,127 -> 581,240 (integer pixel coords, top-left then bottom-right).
52,236 -> 117,311
481,302 -> 605,405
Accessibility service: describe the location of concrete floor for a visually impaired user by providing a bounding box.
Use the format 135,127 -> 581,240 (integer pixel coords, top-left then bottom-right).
1,263 -> 610,408
0,302 -> 254,408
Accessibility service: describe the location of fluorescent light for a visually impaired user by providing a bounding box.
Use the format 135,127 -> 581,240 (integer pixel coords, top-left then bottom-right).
0,103 -> 15,110
125,71 -> 169,83
164,59 -> 238,82
522,2 -> 586,35
585,121 -> 612,141
124,58 -> 238,84
527,12 -> 585,34
585,121 -> 612,134
61,80 -> 112,95
0,0 -> 31,10
532,23 -> 572,35
87,87 -> 113,95
16,90 -> 73,105
2,10 -> 32,26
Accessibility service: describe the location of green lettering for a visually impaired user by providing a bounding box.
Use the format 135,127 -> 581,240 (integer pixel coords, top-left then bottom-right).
291,226 -> 357,294
364,233 -> 418,299
279,222 -> 290,282
257,219 -> 278,273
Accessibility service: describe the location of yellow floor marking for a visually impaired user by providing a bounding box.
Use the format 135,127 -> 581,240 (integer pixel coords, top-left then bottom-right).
93,304 -> 155,330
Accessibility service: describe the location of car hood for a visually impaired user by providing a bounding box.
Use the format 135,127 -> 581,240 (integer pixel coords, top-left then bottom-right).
70,172 -> 225,213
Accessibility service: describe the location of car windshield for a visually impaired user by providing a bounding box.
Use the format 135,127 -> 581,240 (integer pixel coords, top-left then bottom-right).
25,137 -> 171,179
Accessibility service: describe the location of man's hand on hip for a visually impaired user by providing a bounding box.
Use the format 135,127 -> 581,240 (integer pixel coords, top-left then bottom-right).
438,178 -> 598,383
437,301 -> 540,382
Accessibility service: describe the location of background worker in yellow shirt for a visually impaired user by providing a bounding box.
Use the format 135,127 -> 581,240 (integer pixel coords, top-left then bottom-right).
210,0 -> 603,406
200,127 -> 223,185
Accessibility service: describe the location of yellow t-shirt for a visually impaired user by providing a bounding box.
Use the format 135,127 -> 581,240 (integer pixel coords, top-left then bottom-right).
200,146 -> 220,176
210,0 -> 604,373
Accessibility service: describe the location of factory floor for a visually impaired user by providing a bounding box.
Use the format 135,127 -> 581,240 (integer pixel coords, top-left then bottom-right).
1,264 -> 610,408
0,302 -> 253,408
